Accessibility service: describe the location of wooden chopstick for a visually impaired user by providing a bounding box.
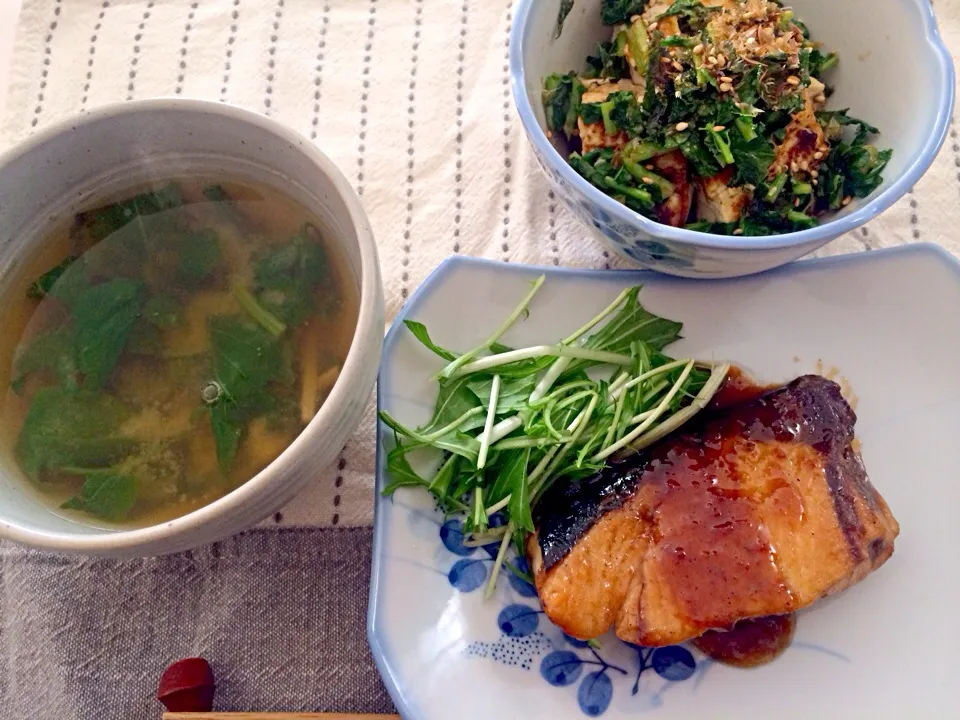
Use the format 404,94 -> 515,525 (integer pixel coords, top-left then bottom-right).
163,714 -> 401,719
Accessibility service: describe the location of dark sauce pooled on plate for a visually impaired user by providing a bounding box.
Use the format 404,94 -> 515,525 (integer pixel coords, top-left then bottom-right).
693,613 -> 797,668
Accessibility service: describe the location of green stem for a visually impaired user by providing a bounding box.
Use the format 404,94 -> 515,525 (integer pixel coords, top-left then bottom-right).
439,275 -> 546,379
477,375 -> 501,470
451,345 -> 632,378
627,364 -> 729,453
484,521 -> 515,598
592,360 -> 695,461
232,282 -> 286,337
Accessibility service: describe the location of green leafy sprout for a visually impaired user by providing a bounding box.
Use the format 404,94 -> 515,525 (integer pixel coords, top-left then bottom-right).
379,276 -> 729,597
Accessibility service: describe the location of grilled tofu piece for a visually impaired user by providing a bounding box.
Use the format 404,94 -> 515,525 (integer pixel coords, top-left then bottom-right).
769,98 -> 831,180
695,167 -> 751,223
528,375 -> 899,647
641,2 -> 682,36
651,150 -> 693,227
577,79 -> 642,154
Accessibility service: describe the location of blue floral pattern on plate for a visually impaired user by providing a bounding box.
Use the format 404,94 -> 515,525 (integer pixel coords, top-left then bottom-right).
438,518 -> 698,716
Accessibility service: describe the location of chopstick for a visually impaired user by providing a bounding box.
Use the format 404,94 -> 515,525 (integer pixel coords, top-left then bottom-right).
163,714 -> 401,719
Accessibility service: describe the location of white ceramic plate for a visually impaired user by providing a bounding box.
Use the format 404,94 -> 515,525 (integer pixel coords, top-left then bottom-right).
370,245 -> 960,719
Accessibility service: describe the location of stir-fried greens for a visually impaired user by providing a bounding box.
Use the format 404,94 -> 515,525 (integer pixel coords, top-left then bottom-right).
380,277 -> 729,595
543,0 -> 892,235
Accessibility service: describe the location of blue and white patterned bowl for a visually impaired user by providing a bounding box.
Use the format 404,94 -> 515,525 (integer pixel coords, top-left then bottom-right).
510,0 -> 955,278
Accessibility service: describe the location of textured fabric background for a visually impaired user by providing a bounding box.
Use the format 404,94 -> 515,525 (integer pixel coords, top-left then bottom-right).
0,0 -> 958,716
0,527 -> 394,716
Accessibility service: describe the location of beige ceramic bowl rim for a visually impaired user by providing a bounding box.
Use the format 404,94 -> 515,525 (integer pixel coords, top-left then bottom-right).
0,98 -> 380,553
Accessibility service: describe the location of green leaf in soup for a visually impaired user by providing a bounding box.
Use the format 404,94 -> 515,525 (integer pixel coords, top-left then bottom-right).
62,471 -> 139,521
253,225 -> 328,326
75,183 -> 184,242
11,325 -> 79,393
255,225 -> 327,288
205,315 -> 283,470
72,278 -> 145,389
47,258 -> 93,309
27,256 -> 78,300
403,320 -> 459,361
210,402 -> 243,473
61,472 -> 138,522
176,229 -> 222,288
209,315 -> 282,405
80,224 -> 148,282
15,387 -> 134,478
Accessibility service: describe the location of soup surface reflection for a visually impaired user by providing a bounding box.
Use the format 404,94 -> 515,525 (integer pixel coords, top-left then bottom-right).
0,177 -> 357,528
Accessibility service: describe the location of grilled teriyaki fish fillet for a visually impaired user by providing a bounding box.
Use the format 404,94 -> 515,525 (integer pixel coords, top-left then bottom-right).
527,375 -> 899,647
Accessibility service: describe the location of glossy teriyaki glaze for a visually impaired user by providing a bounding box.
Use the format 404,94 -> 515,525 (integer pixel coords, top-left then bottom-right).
532,370 -> 898,651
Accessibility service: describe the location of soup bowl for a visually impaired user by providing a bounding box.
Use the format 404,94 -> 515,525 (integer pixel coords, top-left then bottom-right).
0,99 -> 384,556
511,0 -> 955,278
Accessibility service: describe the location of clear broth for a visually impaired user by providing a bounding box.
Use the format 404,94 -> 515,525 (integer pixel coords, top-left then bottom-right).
0,176 -> 358,528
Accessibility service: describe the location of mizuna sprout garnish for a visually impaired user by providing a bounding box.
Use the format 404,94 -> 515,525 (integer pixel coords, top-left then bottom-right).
379,276 -> 729,596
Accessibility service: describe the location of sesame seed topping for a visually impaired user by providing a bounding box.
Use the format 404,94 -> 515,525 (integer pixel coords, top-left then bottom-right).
794,197 -> 801,207
707,55 -> 718,65
672,61 -> 684,71
712,125 -> 726,132
642,176 -> 653,184
732,228 -> 744,235
645,164 -> 655,170
786,75 -> 801,86
675,121 -> 690,131
693,44 -> 704,54
661,56 -> 673,64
